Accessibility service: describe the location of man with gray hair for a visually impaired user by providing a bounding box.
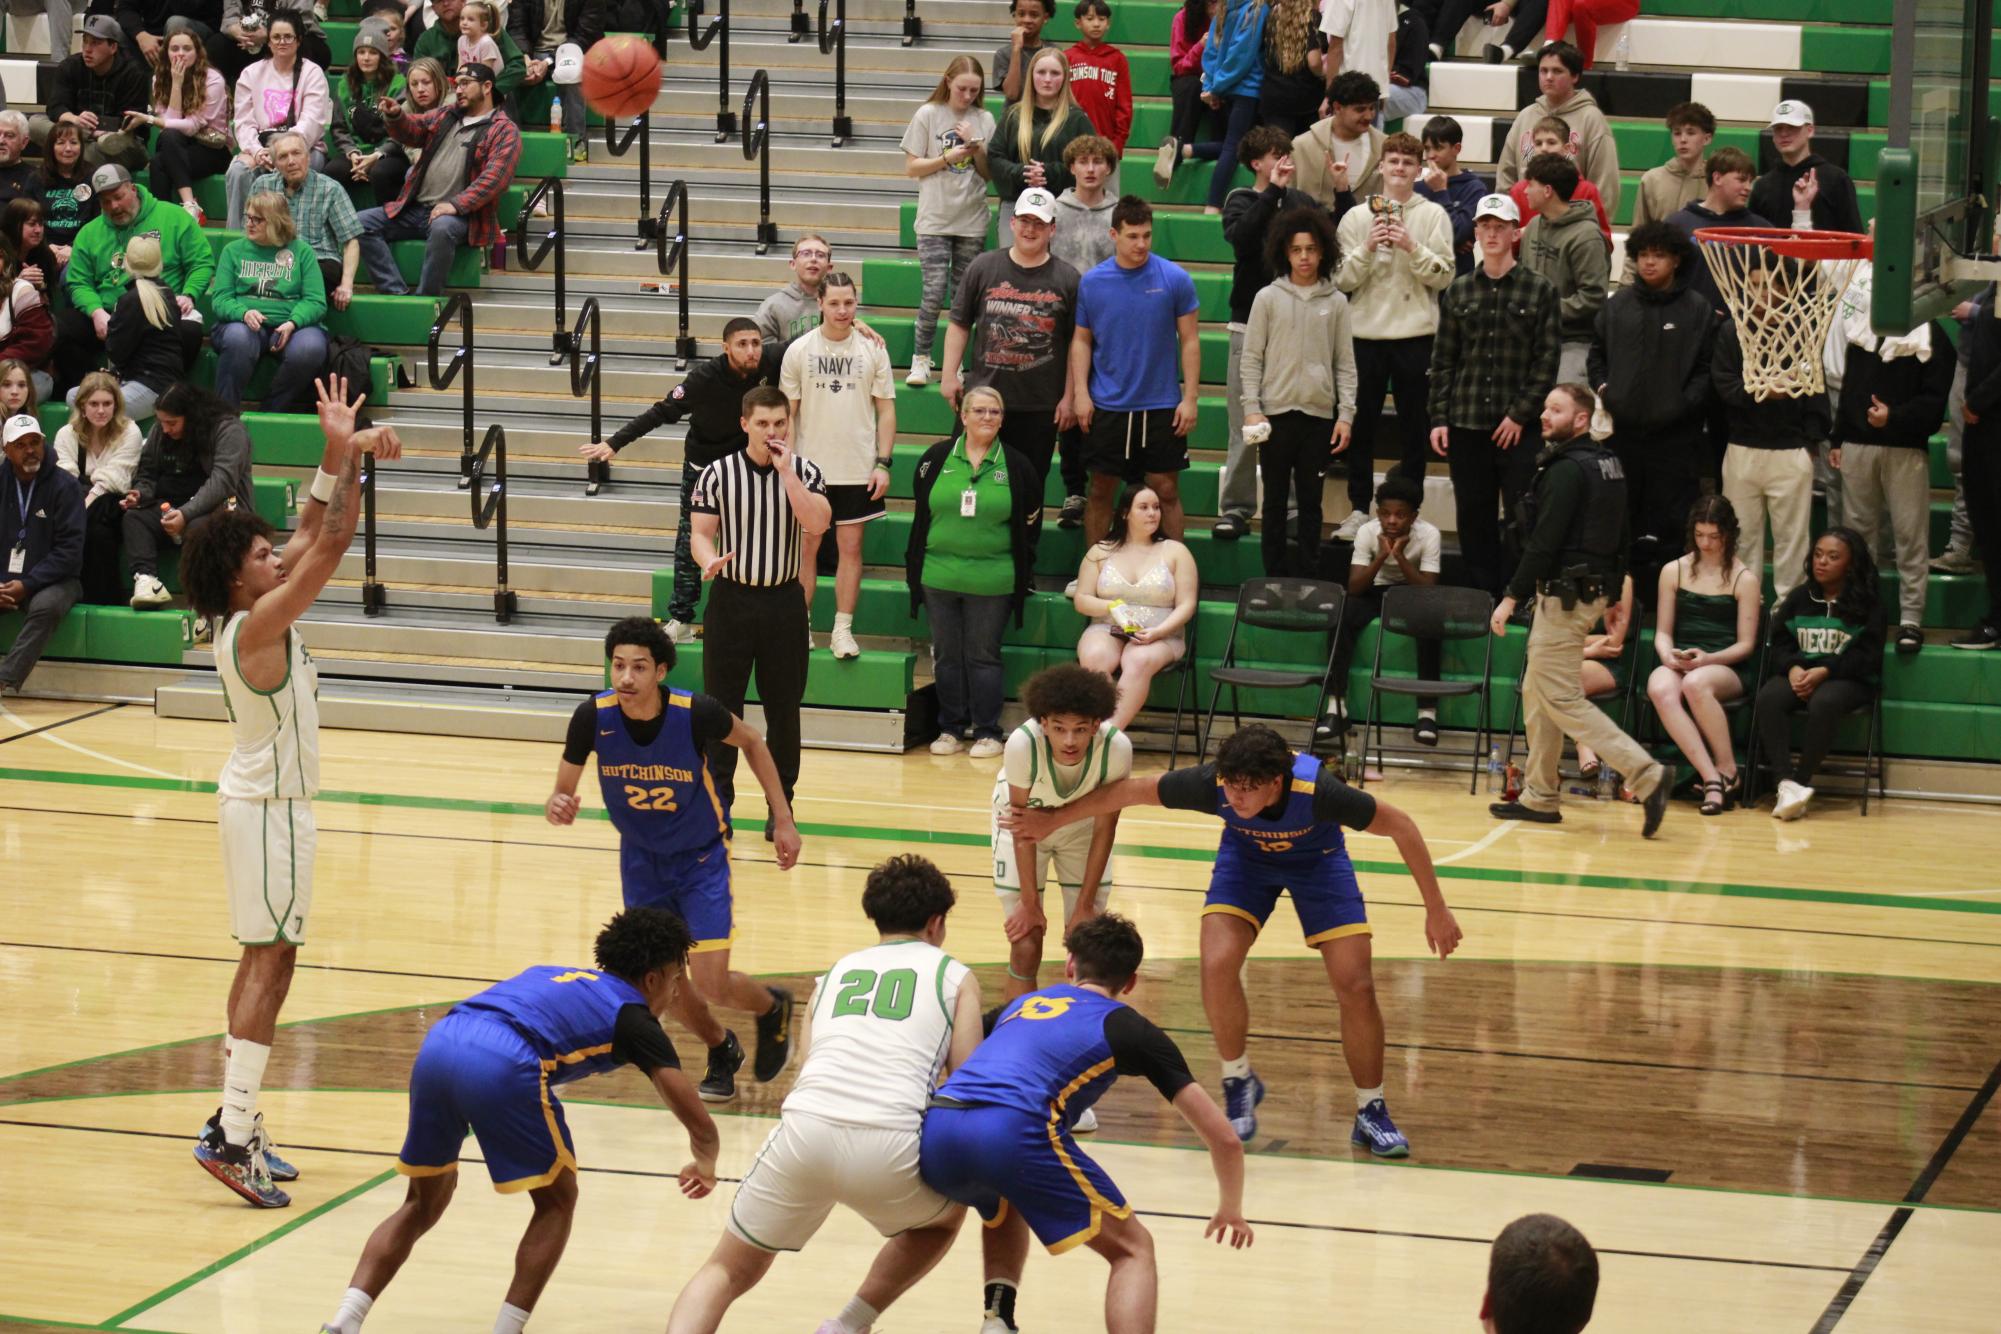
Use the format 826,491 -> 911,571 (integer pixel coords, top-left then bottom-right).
0,112 -> 38,208
251,131 -> 362,310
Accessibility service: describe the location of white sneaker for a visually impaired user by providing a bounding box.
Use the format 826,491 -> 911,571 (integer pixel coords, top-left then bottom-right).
980,1318 -> 1012,1334
805,624 -> 816,652
930,733 -> 965,755
830,623 -> 861,659
191,615 -> 214,645
968,736 -> 1004,759
1072,1106 -> 1100,1133
663,618 -> 696,644
1772,779 -> 1814,821
1333,509 -> 1370,541
130,573 -> 171,608
905,355 -> 932,388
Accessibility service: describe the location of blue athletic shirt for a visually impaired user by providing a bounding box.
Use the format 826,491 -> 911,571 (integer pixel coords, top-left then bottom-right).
1074,253 -> 1202,413
1156,752 -> 1378,865
453,965 -> 681,1084
934,983 -> 1194,1121
571,688 -> 733,856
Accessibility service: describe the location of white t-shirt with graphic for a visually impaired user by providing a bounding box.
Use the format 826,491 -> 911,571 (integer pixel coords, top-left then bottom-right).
780,326 -> 896,486
900,101 -> 998,239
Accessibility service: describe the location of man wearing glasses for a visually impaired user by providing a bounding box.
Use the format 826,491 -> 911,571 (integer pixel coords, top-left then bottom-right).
354,63 -> 521,297
755,234 -> 836,342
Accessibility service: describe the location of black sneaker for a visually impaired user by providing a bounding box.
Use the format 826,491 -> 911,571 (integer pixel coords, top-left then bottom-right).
1212,513 -> 1247,541
699,1031 -> 745,1102
1489,801 -> 1561,824
753,987 -> 795,1082
1950,623 -> 1998,650
1641,771 -> 1669,839
1058,494 -> 1086,529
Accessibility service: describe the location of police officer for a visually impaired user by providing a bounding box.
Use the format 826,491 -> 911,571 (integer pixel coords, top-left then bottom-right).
1489,384 -> 1670,837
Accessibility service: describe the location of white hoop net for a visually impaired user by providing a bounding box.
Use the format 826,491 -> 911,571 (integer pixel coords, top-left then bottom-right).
1697,234 -> 1868,402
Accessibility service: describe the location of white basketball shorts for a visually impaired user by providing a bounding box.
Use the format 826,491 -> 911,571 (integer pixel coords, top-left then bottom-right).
727,1111 -> 955,1252
219,796 -> 315,945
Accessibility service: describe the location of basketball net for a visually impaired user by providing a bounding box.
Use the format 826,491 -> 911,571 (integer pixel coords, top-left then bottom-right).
1695,230 -> 1871,402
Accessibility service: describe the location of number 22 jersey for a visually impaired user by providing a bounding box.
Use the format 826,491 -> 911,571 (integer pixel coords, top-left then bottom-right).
783,939 -> 972,1134
564,688 -> 734,857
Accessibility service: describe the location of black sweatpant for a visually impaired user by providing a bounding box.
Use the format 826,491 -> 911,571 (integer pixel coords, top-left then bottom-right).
53,305 -> 102,397
81,491 -> 126,604
149,130 -> 231,205
1352,335 -> 1433,512
702,577 -> 809,817
1261,411 -> 1333,577
1964,418 -> 2001,626
1444,423 -> 1540,597
1613,425 -> 1706,547
1755,675 -> 1872,786
1334,586 -> 1443,689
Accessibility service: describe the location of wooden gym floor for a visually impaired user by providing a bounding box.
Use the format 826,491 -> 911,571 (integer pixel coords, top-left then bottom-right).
2,696 -> 1998,1332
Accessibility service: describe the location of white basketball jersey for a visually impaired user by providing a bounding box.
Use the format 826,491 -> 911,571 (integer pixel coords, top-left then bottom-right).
782,939 -> 970,1133
215,610 -> 321,801
992,719 -> 1132,813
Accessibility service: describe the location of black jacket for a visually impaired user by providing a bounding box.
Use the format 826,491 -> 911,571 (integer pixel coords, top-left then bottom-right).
131,412 -> 255,522
1222,182 -> 1318,323
1667,201 -> 1776,313
1832,325 -> 1955,450
1711,322 -> 1831,450
113,0 -> 223,42
905,436 -> 1040,624
1507,436 -> 1630,601
45,52 -> 151,128
1750,154 -> 1864,238
106,281 -> 201,395
1768,584 -> 1886,686
1962,287 -> 2001,422
0,460 -> 85,598
609,342 -> 784,470
508,0 -> 609,53
1588,268 -> 1714,434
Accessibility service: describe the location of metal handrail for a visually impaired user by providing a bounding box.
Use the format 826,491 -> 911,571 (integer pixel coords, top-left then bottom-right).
742,70 -> 778,253
426,293 -> 475,489
604,112 -> 657,247
511,176 -> 568,365
466,422 -> 519,623
688,0 -> 735,140
658,179 -> 699,368
787,0 -> 810,41
361,452 -> 385,615
902,0 -> 920,45
571,297 -> 608,496
816,0 -> 852,147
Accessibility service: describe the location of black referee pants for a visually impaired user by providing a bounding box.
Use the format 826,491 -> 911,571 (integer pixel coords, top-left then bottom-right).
702,578 -> 809,819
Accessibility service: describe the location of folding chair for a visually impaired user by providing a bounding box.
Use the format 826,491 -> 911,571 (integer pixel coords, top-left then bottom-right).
1198,578 -> 1345,758
1743,672 -> 1885,814
1364,585 -> 1496,793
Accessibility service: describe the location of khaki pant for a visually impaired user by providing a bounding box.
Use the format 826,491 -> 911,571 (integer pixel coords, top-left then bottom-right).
1722,443 -> 1813,602
1519,594 -> 1662,812
1840,442 -> 1930,627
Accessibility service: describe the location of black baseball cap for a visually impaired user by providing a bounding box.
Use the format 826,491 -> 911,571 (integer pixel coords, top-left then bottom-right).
456,63 -> 496,86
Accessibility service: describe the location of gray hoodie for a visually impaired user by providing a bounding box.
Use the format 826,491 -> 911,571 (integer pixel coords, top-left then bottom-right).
1496,88 -> 1621,215
1240,276 -> 1358,422
1521,198 -> 1609,344
1050,189 -> 1115,276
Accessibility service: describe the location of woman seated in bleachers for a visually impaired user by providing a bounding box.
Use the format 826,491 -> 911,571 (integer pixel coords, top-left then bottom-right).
327,27 -> 407,195
52,373 -> 144,605
1074,483 -> 1197,730
0,220 -> 55,404
92,235 -> 202,423
367,56 -> 449,208
208,192 -> 329,414
224,11 -> 333,231
140,27 -> 232,228
0,357 -> 36,425
1,201 -> 67,402
1646,496 -> 1760,815
35,122 -> 97,253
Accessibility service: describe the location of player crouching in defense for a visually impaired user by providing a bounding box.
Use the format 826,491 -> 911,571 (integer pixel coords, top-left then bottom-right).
668,855 -> 983,1334
919,914 -> 1252,1334
1006,724 -> 1463,1155
546,616 -> 803,1103
319,908 -> 720,1334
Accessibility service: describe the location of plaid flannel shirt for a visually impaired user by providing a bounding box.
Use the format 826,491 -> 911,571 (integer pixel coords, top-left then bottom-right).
1427,263 -> 1562,431
249,169 -> 362,264
382,105 -> 521,250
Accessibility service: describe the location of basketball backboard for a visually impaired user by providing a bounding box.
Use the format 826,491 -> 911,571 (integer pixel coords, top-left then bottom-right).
1872,0 -> 1997,333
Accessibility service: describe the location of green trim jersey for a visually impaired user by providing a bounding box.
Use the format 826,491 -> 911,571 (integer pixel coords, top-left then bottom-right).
782,939 -> 971,1133
215,610 -> 321,801
990,720 -> 1131,894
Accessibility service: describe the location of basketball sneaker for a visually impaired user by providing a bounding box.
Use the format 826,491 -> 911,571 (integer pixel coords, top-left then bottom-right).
1351,1098 -> 1410,1158
699,1031 -> 745,1102
754,986 -> 795,1082
201,1108 -> 299,1182
194,1131 -> 291,1207
1072,1106 -> 1099,1134
1222,1070 -> 1265,1141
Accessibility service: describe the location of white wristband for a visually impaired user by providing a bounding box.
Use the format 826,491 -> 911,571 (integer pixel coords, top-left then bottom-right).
310,468 -> 340,504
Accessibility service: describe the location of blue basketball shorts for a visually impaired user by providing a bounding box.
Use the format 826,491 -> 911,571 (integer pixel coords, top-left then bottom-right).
918,1101 -> 1131,1254
1204,847 -> 1370,945
396,1011 -> 578,1193
619,840 -> 734,952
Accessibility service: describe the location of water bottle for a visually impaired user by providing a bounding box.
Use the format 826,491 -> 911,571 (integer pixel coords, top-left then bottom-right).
1598,765 -> 1617,801
1613,29 -> 1631,70
1488,744 -> 1503,792
549,95 -> 563,135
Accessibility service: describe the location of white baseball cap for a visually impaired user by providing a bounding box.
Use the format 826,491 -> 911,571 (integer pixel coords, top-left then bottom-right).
1474,193 -> 1520,224
3,412 -> 41,444
1013,187 -> 1057,223
553,42 -> 585,85
1769,100 -> 1814,127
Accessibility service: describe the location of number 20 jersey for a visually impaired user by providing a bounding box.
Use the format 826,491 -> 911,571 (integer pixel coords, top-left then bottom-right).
593,688 -> 730,858
782,939 -> 971,1134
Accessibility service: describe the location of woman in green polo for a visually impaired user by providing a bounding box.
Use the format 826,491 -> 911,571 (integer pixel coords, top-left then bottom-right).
905,385 -> 1042,758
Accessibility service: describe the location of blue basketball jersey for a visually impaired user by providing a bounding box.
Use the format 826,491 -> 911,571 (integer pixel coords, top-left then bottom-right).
1214,752 -> 1349,865
454,965 -> 648,1086
593,689 -> 730,857
935,984 -> 1127,1121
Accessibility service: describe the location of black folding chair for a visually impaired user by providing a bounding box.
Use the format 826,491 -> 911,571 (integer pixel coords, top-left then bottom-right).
1198,578 -> 1345,758
1364,585 -> 1496,793
1742,668 -> 1885,814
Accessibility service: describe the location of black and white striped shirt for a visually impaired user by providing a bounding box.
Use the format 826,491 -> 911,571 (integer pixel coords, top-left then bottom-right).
689,450 -> 827,587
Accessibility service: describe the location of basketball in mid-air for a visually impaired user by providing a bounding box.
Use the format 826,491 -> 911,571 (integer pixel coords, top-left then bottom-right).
581,35 -> 662,120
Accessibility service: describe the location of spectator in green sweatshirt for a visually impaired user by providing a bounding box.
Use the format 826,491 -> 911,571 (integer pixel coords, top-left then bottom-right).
59,162 -> 212,395
207,191 -> 328,412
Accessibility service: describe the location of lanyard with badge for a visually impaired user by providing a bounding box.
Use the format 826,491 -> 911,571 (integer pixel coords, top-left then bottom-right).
8,474 -> 32,575
959,447 -> 986,518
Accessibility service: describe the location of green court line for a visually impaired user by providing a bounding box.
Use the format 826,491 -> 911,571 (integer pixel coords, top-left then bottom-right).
9,763 -> 1999,917
0,1318 -> 178,1333
99,1167 -> 398,1330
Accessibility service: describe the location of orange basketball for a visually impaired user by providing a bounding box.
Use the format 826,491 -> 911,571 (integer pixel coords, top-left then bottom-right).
580,35 -> 663,120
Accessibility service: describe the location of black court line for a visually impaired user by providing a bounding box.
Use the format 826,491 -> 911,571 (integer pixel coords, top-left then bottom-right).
1810,1051 -> 2001,1332
0,1116 -> 1853,1275
0,938 -> 506,987
0,702 -> 125,746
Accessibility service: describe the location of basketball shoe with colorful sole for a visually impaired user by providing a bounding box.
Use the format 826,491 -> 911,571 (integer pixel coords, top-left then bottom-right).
1352,1098 -> 1410,1158
200,1108 -> 299,1181
194,1133 -> 291,1207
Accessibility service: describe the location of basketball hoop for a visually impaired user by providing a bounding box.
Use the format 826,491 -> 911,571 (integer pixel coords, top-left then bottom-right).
1694,228 -> 1872,402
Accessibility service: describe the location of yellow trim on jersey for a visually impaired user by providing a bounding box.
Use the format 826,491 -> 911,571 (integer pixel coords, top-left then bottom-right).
496,1061 -> 587,1194
595,694 -> 620,711
1289,777 -> 1315,794
690,929 -> 738,955
982,1198 -> 1013,1231
394,1159 -> 459,1178
1201,903 -> 1265,932
1039,1057 -> 1133,1254
1303,923 -> 1373,946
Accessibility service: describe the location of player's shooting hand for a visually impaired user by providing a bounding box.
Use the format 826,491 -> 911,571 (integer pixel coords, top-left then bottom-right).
1425,903 -> 1463,959
357,426 -> 404,461
1205,1210 -> 1255,1249
1003,895 -> 1046,944
771,818 -> 802,870
316,374 -> 358,437
701,551 -> 735,580
677,1159 -> 717,1199
545,792 -> 581,825
579,441 -> 616,463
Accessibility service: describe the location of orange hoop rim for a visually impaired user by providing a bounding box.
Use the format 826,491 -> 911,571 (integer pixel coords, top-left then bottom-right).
1691,227 -> 1872,260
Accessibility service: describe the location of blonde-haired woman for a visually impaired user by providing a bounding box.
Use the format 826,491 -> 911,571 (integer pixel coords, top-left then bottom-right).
987,48 -> 1095,238
96,235 -> 199,422
53,372 -> 143,604
900,54 -> 995,387
209,191 -> 328,412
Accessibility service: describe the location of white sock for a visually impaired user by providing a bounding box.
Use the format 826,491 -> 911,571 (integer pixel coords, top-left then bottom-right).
326,1287 -> 373,1333
831,1295 -> 880,1333
1221,1055 -> 1251,1081
1418,706 -> 1437,719
833,612 -> 854,632
220,1035 -> 270,1148
1356,1084 -> 1384,1110
493,1301 -> 531,1334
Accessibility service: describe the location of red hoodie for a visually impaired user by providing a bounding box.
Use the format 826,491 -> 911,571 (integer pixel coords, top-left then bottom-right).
1066,41 -> 1132,151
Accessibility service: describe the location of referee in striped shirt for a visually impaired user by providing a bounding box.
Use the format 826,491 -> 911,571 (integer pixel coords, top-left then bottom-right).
690,385 -> 833,820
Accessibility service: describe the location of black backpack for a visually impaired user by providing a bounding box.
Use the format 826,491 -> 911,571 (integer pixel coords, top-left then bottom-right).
324,334 -> 376,428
